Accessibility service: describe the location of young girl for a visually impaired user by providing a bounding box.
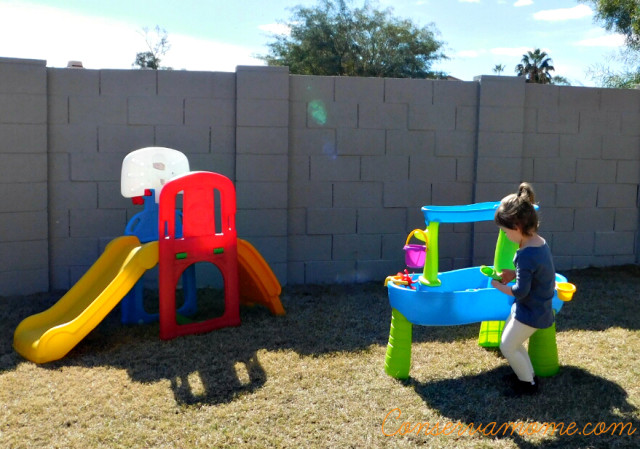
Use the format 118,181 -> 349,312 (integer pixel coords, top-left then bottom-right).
491,182 -> 556,396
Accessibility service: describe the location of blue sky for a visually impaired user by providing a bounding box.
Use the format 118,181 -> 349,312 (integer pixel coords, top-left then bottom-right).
0,0 -> 628,86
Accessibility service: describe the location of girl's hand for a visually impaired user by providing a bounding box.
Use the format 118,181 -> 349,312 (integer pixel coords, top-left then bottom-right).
491,279 -> 515,297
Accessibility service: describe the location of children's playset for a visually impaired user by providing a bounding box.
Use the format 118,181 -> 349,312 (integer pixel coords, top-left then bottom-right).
13,147 -> 285,364
384,202 -> 576,380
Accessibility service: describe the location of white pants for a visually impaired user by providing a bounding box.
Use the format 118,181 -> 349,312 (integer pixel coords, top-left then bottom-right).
500,311 -> 537,383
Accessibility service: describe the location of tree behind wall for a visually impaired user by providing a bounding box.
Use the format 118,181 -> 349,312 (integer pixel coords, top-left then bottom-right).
260,0 -> 447,78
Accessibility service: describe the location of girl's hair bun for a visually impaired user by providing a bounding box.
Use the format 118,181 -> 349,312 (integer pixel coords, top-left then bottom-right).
517,182 -> 535,205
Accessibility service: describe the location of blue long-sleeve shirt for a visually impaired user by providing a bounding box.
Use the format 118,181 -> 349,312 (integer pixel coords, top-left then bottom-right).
511,243 -> 556,329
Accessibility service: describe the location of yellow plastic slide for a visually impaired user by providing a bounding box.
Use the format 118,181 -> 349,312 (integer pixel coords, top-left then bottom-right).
13,236 -> 158,364
237,239 -> 285,316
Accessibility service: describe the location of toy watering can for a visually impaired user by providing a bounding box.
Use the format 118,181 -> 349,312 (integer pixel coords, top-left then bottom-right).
404,229 -> 428,269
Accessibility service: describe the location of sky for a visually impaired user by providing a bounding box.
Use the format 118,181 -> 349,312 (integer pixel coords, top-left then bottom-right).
0,0 -> 629,86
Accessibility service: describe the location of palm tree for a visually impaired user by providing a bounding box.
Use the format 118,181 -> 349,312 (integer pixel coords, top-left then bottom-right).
493,64 -> 506,75
515,49 -> 555,84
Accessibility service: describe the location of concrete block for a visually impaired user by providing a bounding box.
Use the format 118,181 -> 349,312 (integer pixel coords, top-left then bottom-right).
0,58 -> 46,94
290,101 -> 307,129
361,155 -> 409,182
128,96 -> 184,125
433,80 -> 478,106
478,132 -> 523,158
71,153 -> 123,182
237,127 -> 288,155
536,107 -> 579,134
476,157 -> 522,183
333,234 -> 381,260
287,262 -> 305,285
385,78 -> 433,104
50,181 -> 98,210
100,69 -> 157,96
98,125 -> 155,153
595,231 -> 635,255
333,182 -> 383,208
49,124 -> 97,153
579,110 -> 621,135
409,154 -> 457,182
246,236 -> 287,265
70,209 -> 126,238
0,94 -> 46,124
49,153 -> 70,182
523,133 -> 559,158
383,179 -> 431,208
288,208 -> 306,235
304,260 -> 357,284
0,211 -> 47,242
155,125 -> 211,153
600,87 -> 640,112
290,128 -> 336,156
0,182 -> 46,212
431,182 -> 473,205
408,103 -> 456,131
289,181 -> 332,208
236,181 -> 287,209
559,86 -> 601,110
617,160 -> 640,183
523,107 -> 537,133
621,112 -> 640,136
478,106 -> 524,133
211,126 -> 236,154
524,83 -> 559,109
359,102 -> 407,129
236,209 -> 287,237
576,159 -> 616,184
474,182 -> 519,203
48,95 -> 68,124
236,154 -> 287,182
158,71 -> 236,98
456,156 -> 475,182
288,235 -> 332,261
48,68 -> 99,96
310,155 -> 360,181
337,128 -> 385,156
237,99 -> 288,127
559,133 -> 602,159
0,240 -> 48,271
358,259 -> 404,281
556,183 -> 598,208
184,98 -> 235,127
308,101 -> 358,129
435,130 -> 475,157
307,208 -> 357,234
602,135 -> 640,160
386,129 -> 435,156
533,158 -> 576,183
0,124 -> 47,154
0,269 -> 47,295
290,75 -> 334,103
573,208 -> 614,232
358,208 -> 406,234
236,66 -> 289,100
69,96 -> 128,125
478,76 -> 525,107
0,154 -> 46,183
335,76 -> 384,102
456,106 -> 478,132
50,237 -> 98,267
98,182 -> 128,209
381,233 -> 407,259
289,156 -> 310,183
597,184 -> 638,208
615,208 -> 638,231
552,231 -> 594,256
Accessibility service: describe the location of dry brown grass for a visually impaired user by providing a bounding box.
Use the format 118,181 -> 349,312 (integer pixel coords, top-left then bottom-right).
1,265 -> 639,448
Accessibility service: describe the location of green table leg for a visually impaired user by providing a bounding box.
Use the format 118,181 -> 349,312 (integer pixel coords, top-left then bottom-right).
529,321 -> 559,377
384,308 -> 413,379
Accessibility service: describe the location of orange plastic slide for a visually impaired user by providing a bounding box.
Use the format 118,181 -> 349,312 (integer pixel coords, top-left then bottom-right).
13,236 -> 158,364
237,239 -> 285,315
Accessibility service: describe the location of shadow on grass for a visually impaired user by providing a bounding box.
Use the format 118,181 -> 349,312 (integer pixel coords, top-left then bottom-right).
405,365 -> 639,448
0,265 -> 638,409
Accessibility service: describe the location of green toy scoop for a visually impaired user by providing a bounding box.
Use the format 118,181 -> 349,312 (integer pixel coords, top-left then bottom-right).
480,265 -> 503,281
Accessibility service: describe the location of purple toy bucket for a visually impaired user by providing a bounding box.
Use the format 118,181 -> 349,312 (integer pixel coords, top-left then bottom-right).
403,229 -> 428,269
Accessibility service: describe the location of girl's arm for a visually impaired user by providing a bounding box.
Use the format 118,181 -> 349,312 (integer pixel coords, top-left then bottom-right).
491,279 -> 514,297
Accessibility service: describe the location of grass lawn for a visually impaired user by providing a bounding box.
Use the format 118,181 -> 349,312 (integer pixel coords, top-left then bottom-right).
1,265 -> 639,448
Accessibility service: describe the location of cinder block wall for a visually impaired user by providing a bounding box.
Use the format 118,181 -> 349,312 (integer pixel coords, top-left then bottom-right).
0,56 -> 638,295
